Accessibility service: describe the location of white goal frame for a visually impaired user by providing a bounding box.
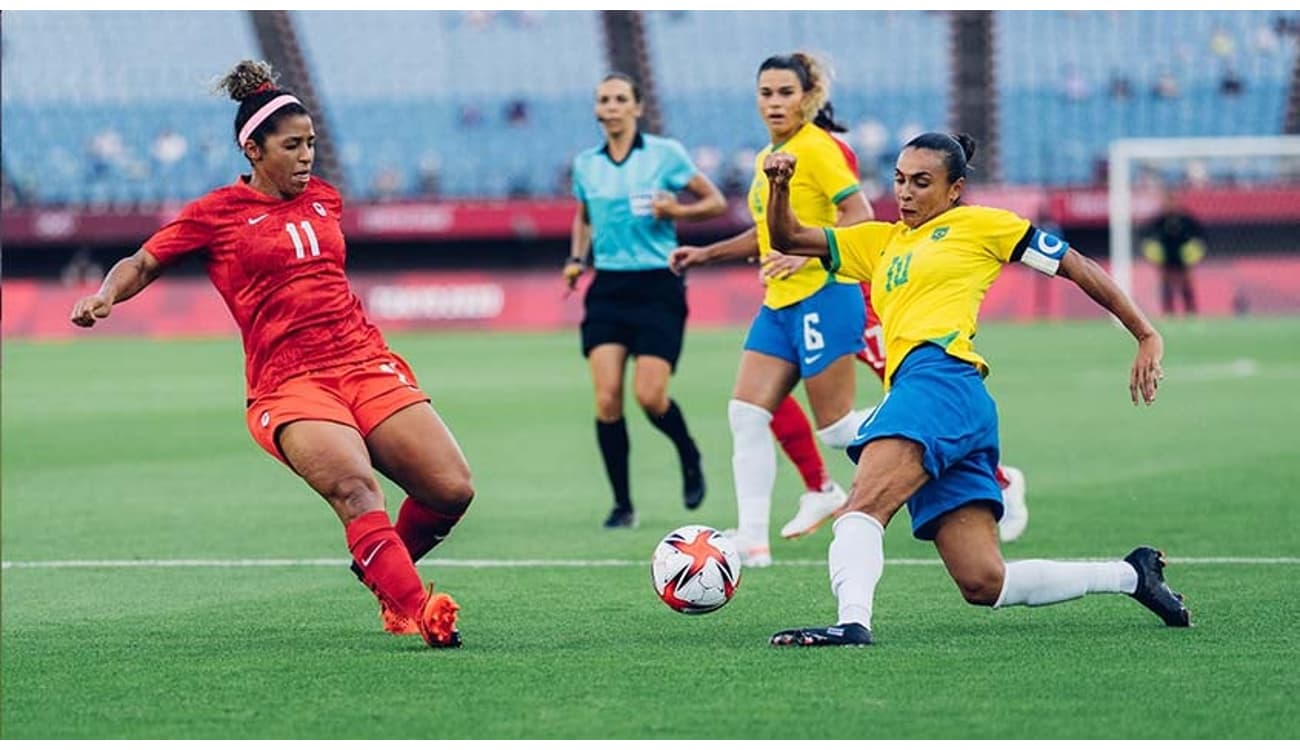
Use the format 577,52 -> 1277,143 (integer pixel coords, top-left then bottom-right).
1107,135 -> 1300,298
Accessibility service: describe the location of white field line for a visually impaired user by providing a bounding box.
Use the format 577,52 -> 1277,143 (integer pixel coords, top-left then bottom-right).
2,556 -> 1298,571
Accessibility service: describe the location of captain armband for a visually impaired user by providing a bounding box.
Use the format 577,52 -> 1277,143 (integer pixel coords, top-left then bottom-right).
1013,226 -> 1069,276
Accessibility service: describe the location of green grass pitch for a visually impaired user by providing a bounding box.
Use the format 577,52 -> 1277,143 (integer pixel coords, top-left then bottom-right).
3,317 -> 1298,739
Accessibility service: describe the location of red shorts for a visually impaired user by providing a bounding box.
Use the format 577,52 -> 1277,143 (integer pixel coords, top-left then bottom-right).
245,353 -> 431,465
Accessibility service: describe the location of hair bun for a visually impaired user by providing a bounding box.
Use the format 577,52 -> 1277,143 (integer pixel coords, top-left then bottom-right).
217,60 -> 278,103
953,133 -> 978,163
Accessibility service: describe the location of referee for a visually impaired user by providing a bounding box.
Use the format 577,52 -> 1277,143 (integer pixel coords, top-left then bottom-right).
566,73 -> 727,529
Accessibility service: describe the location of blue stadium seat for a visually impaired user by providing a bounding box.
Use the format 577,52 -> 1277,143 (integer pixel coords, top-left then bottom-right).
995,10 -> 1292,185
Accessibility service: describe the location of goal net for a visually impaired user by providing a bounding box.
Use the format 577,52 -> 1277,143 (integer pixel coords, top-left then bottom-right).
1107,136 -> 1300,316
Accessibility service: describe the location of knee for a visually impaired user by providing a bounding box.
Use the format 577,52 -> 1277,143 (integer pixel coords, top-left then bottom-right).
954,567 -> 1005,607
728,399 -> 772,435
594,387 -> 623,421
635,381 -> 668,415
327,474 -> 384,519
442,469 -> 476,508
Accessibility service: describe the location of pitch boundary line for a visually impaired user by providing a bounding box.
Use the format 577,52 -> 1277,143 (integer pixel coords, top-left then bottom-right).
3,556 -> 1298,570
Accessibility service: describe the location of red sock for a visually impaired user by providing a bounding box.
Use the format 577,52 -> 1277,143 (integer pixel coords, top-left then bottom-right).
995,464 -> 1010,489
770,396 -> 829,492
346,510 -> 427,619
395,497 -> 466,563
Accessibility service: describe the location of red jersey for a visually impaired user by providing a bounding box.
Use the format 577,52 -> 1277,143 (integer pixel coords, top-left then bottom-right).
143,177 -> 390,399
828,132 -> 860,180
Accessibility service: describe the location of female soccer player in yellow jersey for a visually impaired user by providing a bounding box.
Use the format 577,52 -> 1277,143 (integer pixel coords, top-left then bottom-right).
670,53 -> 874,567
760,133 -> 1190,646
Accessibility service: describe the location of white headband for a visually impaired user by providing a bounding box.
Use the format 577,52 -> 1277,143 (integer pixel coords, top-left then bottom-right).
237,94 -> 302,146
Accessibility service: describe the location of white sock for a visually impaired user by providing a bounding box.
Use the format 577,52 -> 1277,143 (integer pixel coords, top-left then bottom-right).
816,408 -> 873,449
994,560 -> 1139,608
728,399 -> 775,547
828,511 -> 884,628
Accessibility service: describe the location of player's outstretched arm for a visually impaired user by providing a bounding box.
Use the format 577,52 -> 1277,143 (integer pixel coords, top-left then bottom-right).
764,153 -> 828,258
69,248 -> 163,328
669,226 -> 758,273
1058,248 -> 1164,406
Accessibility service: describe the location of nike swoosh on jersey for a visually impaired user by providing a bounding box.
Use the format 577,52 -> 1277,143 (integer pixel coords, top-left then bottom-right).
247,214 -> 270,225
803,353 -> 824,365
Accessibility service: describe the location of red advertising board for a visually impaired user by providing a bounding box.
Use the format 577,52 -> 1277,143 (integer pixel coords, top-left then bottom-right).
7,258 -> 1299,341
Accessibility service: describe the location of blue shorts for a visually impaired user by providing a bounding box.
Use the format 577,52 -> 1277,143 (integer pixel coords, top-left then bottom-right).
847,344 -> 1003,540
743,282 -> 866,378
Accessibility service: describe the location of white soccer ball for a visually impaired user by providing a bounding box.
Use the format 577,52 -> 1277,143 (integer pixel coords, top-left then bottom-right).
651,525 -> 742,614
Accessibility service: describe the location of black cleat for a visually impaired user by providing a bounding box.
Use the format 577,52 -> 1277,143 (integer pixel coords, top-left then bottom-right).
1125,546 -> 1191,627
770,622 -> 873,647
683,459 -> 706,511
602,507 -> 638,529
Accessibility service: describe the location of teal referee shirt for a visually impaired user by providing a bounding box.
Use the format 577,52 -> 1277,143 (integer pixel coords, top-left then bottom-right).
572,132 -> 700,271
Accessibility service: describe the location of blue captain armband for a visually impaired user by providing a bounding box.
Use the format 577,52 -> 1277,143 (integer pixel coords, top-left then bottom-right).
1012,226 -> 1069,276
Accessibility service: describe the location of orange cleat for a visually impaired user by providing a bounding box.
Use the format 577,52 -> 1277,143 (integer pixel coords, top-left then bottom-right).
380,600 -> 420,636
418,583 -> 462,648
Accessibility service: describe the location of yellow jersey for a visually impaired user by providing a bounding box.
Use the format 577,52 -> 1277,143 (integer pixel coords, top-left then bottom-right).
825,205 -> 1066,388
749,122 -> 862,309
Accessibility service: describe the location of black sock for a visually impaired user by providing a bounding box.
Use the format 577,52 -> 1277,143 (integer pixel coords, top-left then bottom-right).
647,400 -> 700,468
596,418 -> 632,510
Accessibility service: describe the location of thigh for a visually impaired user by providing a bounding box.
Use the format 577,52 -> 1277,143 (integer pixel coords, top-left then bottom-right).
278,419 -> 380,522
840,436 -> 930,528
365,401 -> 473,505
932,503 -> 1004,588
802,353 -> 858,428
633,354 -> 673,403
732,349 -> 800,413
589,343 -> 630,393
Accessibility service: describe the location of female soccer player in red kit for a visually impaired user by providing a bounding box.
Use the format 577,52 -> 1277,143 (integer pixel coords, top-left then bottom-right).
69,60 -> 467,649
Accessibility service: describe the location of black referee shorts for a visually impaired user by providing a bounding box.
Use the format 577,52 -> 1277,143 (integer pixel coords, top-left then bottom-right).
580,268 -> 688,370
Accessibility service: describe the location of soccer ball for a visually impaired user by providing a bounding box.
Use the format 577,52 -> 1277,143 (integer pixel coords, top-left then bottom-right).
651,525 -> 742,614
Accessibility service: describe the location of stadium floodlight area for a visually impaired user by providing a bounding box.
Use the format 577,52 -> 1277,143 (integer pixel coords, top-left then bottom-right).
1107,135 -> 1300,300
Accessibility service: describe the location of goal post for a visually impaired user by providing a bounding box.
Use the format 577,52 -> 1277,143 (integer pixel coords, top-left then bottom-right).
1107,135 -> 1300,302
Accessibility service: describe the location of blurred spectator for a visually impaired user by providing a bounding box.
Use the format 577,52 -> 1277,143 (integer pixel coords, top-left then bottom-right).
86,127 -> 126,180
1141,190 -> 1207,316
1219,67 -> 1244,96
1153,71 -> 1180,100
852,118 -> 890,160
721,148 -> 758,198
61,248 -> 104,288
2,174 -> 18,210
464,10 -> 494,29
1061,64 -> 1089,101
150,128 -> 188,169
504,98 -> 529,127
371,166 -> 404,202
691,145 -> 723,179
1209,26 -> 1236,59
459,104 -> 484,129
1253,23 -> 1280,54
506,173 -> 531,198
1108,71 -> 1133,100
553,162 -> 573,197
896,121 -> 925,147
416,152 -> 442,198
508,10 -> 542,27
